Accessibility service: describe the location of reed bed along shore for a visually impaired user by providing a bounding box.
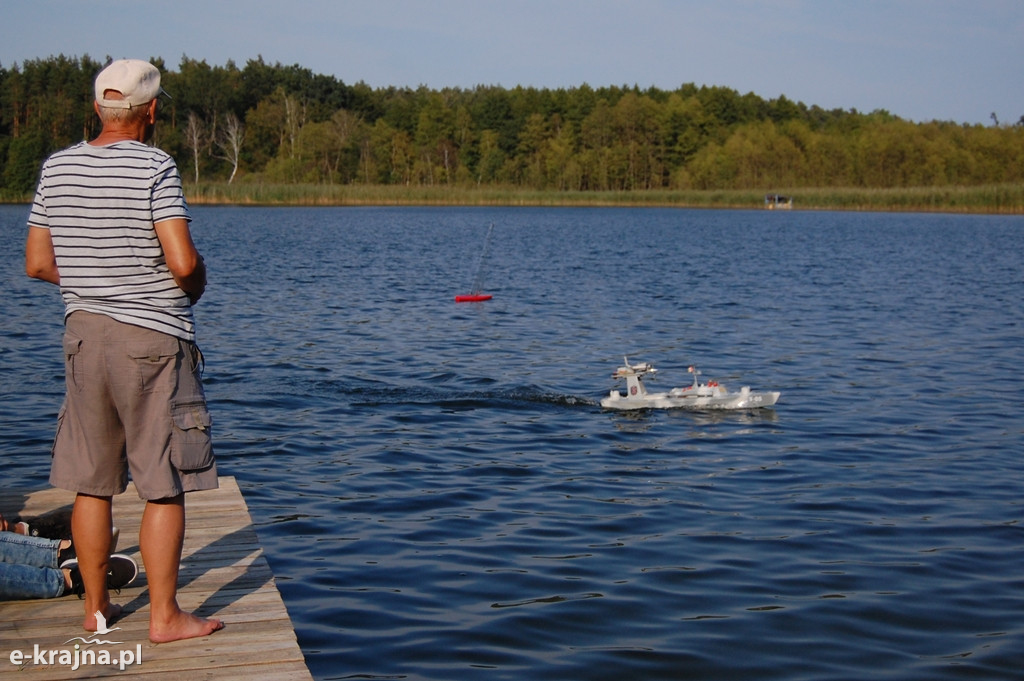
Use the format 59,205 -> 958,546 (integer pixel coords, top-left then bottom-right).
184,183 -> 1024,214
4,184 -> 1022,213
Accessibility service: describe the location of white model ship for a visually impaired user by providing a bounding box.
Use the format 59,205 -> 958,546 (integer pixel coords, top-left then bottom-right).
601,357 -> 780,410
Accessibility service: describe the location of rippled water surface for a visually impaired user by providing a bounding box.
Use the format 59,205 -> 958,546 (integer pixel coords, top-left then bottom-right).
3,205 -> 1023,680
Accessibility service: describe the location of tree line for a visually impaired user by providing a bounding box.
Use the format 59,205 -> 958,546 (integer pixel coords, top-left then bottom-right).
2,54 -> 1023,194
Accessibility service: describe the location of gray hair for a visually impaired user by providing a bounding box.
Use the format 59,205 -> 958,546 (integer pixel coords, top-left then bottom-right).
97,100 -> 152,125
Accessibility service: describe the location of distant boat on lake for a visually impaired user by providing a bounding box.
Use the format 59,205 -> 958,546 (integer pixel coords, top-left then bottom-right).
765,194 -> 793,210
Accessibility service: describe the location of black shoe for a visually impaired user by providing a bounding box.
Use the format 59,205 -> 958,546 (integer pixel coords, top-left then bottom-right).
62,554 -> 139,597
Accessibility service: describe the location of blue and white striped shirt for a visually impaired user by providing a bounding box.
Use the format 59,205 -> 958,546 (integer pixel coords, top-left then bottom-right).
28,141 -> 197,341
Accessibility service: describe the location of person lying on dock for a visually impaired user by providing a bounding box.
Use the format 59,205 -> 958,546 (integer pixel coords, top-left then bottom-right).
0,513 -> 137,601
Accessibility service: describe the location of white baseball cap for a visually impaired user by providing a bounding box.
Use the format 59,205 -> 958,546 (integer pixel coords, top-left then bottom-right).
95,59 -> 167,109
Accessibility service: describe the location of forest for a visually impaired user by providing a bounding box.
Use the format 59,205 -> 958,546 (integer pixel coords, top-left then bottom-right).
2,54 -> 1023,197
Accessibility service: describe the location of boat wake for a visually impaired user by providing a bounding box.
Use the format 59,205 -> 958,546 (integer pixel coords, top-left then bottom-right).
321,379 -> 597,410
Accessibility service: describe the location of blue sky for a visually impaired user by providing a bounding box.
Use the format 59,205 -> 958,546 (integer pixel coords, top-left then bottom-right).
3,0 -> 1022,125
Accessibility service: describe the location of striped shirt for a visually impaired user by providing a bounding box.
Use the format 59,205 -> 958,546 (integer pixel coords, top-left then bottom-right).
28,141 -> 197,341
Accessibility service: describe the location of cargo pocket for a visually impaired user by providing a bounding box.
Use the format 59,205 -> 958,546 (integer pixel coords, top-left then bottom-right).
63,337 -> 82,392
170,400 -> 214,472
127,337 -> 180,393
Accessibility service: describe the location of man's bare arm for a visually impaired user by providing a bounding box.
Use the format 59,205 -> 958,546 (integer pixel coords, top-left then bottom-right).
154,218 -> 207,304
25,226 -> 60,284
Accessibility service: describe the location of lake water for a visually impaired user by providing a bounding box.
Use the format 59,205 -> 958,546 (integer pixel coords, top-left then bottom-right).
2,204 -> 1023,680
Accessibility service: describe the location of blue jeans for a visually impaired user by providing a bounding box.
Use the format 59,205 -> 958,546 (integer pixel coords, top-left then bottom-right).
0,532 -> 66,600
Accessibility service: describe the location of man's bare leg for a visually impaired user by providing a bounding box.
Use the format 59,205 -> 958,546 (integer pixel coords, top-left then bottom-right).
141,494 -> 223,643
71,493 -> 121,631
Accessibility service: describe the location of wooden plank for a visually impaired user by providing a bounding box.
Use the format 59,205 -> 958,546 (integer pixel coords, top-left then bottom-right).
0,477 -> 313,680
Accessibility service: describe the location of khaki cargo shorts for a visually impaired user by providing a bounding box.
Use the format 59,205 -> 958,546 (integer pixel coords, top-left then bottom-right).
49,312 -> 218,500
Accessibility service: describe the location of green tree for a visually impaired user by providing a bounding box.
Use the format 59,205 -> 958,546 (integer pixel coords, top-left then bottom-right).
3,131 -> 47,191
611,93 -> 663,189
475,129 -> 505,185
414,92 -> 456,185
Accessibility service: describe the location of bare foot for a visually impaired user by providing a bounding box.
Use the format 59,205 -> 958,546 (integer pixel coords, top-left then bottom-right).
84,603 -> 123,632
149,610 -> 224,643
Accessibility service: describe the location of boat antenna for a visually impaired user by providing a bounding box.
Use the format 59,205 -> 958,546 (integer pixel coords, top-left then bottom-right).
469,223 -> 495,295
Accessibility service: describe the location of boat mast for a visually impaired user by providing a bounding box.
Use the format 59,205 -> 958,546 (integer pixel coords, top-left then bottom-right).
469,222 -> 494,295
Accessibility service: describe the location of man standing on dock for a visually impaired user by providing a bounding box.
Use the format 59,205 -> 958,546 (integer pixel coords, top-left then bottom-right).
24,59 -> 223,643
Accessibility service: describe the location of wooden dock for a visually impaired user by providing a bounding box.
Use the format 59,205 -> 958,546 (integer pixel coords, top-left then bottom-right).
0,476 -> 313,680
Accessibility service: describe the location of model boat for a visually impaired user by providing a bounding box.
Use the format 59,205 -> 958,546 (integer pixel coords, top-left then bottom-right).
455,223 -> 494,303
600,357 -> 780,410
